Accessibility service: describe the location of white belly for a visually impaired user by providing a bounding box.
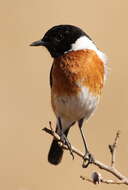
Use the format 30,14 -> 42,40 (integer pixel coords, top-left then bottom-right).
52,87 -> 99,129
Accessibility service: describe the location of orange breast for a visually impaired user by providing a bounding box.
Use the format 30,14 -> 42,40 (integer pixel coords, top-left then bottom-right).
51,50 -> 104,96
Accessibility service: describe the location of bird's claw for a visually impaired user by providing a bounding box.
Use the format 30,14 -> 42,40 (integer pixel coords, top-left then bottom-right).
82,152 -> 94,168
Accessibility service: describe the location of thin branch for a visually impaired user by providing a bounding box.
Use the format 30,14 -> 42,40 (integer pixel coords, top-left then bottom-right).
43,126 -> 84,158
80,175 -> 127,185
43,122 -> 128,185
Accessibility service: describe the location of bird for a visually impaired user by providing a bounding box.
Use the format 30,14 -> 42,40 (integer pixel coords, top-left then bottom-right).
30,24 -> 108,166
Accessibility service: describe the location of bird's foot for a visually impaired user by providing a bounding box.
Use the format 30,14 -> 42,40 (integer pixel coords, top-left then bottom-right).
59,133 -> 74,160
82,152 -> 94,168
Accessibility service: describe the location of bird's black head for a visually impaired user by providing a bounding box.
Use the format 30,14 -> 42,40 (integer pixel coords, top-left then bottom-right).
30,25 -> 91,58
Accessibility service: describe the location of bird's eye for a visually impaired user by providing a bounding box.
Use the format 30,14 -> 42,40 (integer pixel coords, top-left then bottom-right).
55,33 -> 63,41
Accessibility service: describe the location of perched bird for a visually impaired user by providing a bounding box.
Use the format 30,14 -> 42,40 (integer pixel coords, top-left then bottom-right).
30,25 -> 108,166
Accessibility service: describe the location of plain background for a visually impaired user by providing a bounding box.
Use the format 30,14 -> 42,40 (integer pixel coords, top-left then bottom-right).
1,0 -> 128,189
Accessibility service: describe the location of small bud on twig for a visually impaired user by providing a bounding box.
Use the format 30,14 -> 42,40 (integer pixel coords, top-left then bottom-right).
91,172 -> 102,184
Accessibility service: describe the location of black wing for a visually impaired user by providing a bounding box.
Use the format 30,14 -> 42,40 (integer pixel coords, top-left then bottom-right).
50,64 -> 53,88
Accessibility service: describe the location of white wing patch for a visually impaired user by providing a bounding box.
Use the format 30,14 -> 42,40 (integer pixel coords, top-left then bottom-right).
70,36 -> 108,81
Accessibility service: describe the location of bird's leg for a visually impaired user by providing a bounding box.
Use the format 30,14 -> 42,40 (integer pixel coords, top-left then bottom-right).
78,119 -> 94,168
60,132 -> 74,160
58,118 -> 74,160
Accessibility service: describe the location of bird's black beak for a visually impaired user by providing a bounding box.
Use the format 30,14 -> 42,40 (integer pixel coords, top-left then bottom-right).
30,40 -> 46,47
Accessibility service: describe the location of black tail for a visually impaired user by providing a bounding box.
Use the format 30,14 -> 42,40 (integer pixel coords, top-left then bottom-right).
48,140 -> 63,165
48,128 -> 69,165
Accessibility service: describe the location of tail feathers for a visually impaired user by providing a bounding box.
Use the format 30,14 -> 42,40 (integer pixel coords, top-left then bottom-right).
48,140 -> 63,165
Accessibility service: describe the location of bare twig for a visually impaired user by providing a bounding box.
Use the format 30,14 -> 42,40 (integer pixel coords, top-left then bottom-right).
109,130 -> 120,167
80,174 -> 127,185
43,122 -> 128,185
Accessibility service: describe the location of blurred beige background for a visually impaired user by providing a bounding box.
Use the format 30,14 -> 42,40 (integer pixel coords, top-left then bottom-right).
0,0 -> 128,189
